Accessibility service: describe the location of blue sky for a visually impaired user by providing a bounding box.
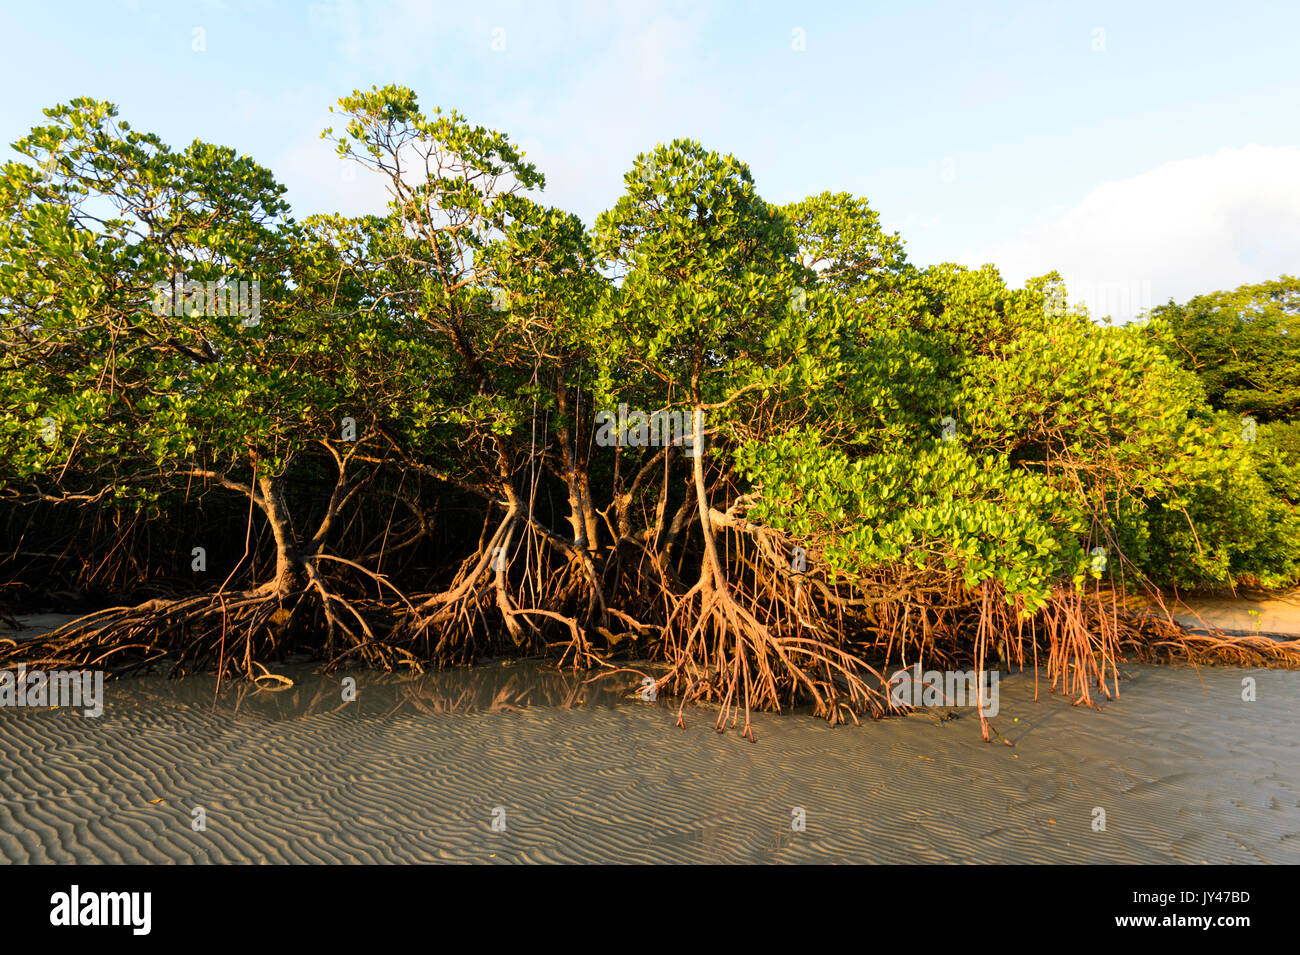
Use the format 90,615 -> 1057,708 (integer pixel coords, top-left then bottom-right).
2,0 -> 1296,320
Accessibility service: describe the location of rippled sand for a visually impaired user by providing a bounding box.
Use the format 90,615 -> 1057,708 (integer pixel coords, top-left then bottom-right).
0,659 -> 1297,863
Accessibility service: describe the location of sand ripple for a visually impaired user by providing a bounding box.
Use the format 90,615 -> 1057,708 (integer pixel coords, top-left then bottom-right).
1,663 -> 1297,863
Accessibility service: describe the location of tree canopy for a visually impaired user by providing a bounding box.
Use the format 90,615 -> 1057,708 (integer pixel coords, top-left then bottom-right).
3,87 -> 1298,736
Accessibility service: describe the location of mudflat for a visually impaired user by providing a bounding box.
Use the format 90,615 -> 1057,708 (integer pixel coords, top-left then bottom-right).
0,659 -> 1296,864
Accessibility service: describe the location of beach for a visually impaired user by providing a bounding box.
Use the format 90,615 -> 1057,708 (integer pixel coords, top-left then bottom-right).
0,649 -> 1296,864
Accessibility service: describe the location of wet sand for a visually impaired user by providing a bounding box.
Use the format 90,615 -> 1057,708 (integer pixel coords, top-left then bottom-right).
1167,589 -> 1300,637
1,658 -> 1297,864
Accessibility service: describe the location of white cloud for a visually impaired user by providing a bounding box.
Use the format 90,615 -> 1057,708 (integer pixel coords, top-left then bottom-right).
959,145 -> 1300,322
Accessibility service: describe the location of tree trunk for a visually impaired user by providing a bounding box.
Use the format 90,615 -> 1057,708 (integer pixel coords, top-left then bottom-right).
556,379 -> 600,551
258,475 -> 308,594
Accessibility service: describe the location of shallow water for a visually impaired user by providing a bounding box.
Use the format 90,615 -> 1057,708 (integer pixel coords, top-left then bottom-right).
0,659 -> 1297,863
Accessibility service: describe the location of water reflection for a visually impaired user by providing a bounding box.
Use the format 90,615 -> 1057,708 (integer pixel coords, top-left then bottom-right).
89,658 -> 663,723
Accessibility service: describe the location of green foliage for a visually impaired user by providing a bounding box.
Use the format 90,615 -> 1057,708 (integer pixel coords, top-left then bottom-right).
738,273 -> 1300,601
1147,275 -> 1300,422
592,140 -> 805,412
0,97 -> 445,522
739,430 -> 1084,608
3,89 -> 1297,623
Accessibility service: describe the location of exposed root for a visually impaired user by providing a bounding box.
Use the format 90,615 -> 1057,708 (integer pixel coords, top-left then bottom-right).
0,572 -> 408,677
